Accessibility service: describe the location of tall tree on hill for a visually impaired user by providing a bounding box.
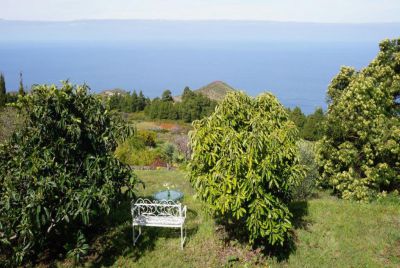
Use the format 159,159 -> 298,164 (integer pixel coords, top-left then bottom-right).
288,106 -> 306,131
131,90 -> 138,112
18,72 -> 25,96
0,73 -> 6,107
161,90 -> 173,102
302,107 -> 324,141
138,90 -> 147,110
182,86 -> 195,101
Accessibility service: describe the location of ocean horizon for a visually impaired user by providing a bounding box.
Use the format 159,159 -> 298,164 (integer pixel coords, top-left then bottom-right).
1,20 -> 396,113
0,40 -> 379,113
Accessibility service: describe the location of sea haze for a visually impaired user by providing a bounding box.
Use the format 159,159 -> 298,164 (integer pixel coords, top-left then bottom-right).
0,20 -> 398,113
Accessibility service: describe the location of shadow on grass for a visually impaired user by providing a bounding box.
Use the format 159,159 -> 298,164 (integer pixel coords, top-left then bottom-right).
214,200 -> 310,263
88,196 -> 199,267
268,200 -> 310,262
290,200 -> 310,230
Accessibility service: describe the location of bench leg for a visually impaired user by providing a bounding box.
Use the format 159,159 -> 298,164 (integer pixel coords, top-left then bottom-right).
133,225 -> 141,246
180,225 -> 186,250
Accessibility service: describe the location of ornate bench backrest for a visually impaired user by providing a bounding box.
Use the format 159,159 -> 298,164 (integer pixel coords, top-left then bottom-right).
131,198 -> 182,218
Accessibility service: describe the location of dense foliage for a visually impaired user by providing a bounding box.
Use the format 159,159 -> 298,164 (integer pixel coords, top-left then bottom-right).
292,141 -> 318,200
115,128 -> 183,167
0,107 -> 21,143
318,38 -> 400,201
145,87 -> 217,122
0,83 -> 138,265
189,91 -> 303,246
288,106 -> 325,141
108,90 -> 149,112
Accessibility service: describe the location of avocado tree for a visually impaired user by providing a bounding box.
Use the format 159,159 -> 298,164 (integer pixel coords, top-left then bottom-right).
189,91 -> 303,246
0,83 -> 138,265
318,38 -> 400,201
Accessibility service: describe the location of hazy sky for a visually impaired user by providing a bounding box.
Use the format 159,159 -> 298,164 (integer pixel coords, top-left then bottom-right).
1,0 -> 400,23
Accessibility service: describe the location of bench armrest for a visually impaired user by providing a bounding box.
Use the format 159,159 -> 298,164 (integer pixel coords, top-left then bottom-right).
131,203 -> 141,218
182,205 -> 187,218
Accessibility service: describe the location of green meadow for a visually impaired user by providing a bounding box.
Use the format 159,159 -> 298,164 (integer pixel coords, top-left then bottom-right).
53,170 -> 400,268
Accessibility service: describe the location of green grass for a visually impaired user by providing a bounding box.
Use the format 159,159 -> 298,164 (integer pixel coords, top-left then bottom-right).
74,170 -> 225,268
58,170 -> 400,267
271,192 -> 400,267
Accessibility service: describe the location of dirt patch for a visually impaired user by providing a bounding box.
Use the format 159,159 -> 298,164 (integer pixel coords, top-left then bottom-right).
214,225 -> 268,267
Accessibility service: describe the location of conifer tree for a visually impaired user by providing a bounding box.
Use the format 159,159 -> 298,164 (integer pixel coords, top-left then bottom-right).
138,90 -> 147,110
131,90 -> 138,112
0,73 -> 6,107
161,90 -> 173,102
18,72 -> 25,96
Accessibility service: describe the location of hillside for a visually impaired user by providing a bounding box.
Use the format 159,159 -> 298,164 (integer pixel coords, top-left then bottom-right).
174,81 -> 235,102
98,88 -> 128,97
195,81 -> 235,101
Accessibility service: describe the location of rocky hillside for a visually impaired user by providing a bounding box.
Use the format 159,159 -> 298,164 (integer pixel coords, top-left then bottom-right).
174,81 -> 235,102
195,81 -> 235,101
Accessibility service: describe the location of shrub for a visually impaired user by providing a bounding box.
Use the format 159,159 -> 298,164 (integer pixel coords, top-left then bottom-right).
130,149 -> 161,166
161,142 -> 175,164
138,129 -> 157,147
292,141 -> 318,200
0,83 -> 138,265
115,129 -> 160,166
318,39 -> 400,201
0,107 -> 21,143
189,91 -> 303,246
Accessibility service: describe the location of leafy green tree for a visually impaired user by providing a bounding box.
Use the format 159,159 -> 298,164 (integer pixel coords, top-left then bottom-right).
177,87 -> 217,122
138,90 -> 148,110
108,90 -> 149,113
144,87 -> 216,122
161,89 -> 173,102
182,86 -> 196,101
18,72 -> 25,96
288,106 -> 306,130
302,107 -> 324,141
326,66 -> 356,104
0,73 -> 6,107
131,90 -> 139,112
189,91 -> 303,246
292,140 -> 318,200
318,38 -> 400,201
0,82 -> 138,265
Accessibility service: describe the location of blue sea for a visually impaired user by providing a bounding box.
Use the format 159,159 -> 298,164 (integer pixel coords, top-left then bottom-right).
0,40 -> 378,113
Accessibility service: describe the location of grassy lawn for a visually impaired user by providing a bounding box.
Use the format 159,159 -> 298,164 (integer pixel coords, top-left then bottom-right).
70,170 -> 400,268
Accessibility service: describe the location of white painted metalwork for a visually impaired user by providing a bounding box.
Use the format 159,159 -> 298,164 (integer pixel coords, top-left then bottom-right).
131,198 -> 187,249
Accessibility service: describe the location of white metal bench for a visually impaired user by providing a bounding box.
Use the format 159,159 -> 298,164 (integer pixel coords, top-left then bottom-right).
131,198 -> 187,249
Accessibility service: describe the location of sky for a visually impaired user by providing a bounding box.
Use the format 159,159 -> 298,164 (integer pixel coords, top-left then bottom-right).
1,0 -> 400,23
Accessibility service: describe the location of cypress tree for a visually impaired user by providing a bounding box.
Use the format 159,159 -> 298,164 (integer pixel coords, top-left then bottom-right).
138,90 -> 147,111
0,73 -> 6,107
131,90 -> 138,112
18,72 -> 25,96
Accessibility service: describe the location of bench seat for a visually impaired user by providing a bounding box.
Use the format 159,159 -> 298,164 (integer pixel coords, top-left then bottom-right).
133,215 -> 185,227
131,198 -> 187,249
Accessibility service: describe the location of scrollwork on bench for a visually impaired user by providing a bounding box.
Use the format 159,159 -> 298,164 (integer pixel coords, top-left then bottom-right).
131,198 -> 187,249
